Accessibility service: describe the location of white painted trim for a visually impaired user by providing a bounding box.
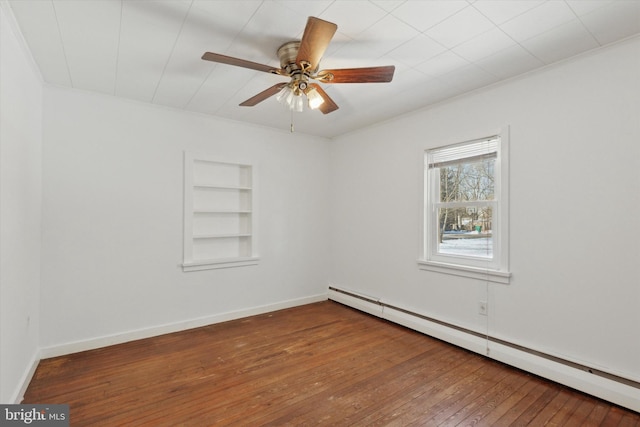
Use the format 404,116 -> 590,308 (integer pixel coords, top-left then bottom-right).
420,126 -> 511,281
10,349 -> 41,404
40,294 -> 327,359
182,256 -> 260,272
328,288 -> 640,413
417,259 -> 511,284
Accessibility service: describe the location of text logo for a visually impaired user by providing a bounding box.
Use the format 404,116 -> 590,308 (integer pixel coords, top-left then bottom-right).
0,405 -> 69,426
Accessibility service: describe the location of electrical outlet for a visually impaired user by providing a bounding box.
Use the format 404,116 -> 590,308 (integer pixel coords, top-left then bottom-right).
478,301 -> 488,316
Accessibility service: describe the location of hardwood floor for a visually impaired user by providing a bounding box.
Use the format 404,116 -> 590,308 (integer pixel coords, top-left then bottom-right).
23,301 -> 639,426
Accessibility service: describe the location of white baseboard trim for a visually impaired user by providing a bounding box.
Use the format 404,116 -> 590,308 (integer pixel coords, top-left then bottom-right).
328,288 -> 640,413
40,293 -> 327,359
10,350 -> 41,404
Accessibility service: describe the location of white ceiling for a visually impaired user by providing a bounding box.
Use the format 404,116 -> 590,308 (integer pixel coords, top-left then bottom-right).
7,0 -> 640,138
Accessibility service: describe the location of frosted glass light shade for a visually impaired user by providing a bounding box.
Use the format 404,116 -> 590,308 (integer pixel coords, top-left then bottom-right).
306,87 -> 324,109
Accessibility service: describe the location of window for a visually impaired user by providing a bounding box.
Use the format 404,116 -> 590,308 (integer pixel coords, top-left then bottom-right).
419,129 -> 510,283
182,152 -> 259,272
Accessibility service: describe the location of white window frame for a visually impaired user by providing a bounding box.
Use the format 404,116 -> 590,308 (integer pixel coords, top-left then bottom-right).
418,127 -> 510,284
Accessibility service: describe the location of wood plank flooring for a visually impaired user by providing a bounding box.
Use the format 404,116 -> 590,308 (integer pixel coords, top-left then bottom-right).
23,301 -> 639,426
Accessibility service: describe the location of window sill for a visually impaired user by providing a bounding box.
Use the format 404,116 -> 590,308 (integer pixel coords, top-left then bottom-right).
417,259 -> 510,284
182,257 -> 260,272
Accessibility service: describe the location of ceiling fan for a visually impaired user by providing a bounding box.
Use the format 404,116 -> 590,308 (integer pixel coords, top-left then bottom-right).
202,16 -> 395,114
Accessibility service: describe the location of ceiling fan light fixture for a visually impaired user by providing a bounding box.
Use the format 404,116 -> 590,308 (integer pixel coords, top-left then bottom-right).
306,87 -> 324,110
276,84 -> 291,103
292,93 -> 305,112
276,83 -> 307,112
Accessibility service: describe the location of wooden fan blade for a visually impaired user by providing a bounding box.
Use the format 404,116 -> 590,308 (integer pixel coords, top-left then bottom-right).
306,83 -> 339,114
240,83 -> 288,107
296,17 -> 337,71
202,52 -> 284,75
316,65 -> 395,83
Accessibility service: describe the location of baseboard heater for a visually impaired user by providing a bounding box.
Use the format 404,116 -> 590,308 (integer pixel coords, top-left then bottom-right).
328,286 -> 640,412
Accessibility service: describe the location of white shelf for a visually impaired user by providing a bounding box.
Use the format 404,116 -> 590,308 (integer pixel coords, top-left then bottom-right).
183,152 -> 258,271
193,184 -> 252,191
193,210 -> 252,214
193,233 -> 252,239
182,256 -> 260,272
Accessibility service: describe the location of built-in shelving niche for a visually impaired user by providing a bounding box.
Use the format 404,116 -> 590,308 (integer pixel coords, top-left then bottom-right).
182,152 -> 258,271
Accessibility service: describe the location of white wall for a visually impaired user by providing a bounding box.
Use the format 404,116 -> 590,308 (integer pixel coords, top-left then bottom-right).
39,86 -> 331,351
330,37 -> 640,385
3,1 -> 638,407
0,5 -> 43,403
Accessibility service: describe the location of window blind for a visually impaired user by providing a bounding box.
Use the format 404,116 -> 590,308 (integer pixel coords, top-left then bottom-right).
427,136 -> 499,169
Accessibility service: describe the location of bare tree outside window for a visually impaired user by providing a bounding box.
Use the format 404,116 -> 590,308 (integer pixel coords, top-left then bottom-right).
437,159 -> 494,257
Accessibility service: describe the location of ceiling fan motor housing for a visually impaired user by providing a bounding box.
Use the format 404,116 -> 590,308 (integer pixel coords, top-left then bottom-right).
278,41 -> 312,94
277,41 -> 300,68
